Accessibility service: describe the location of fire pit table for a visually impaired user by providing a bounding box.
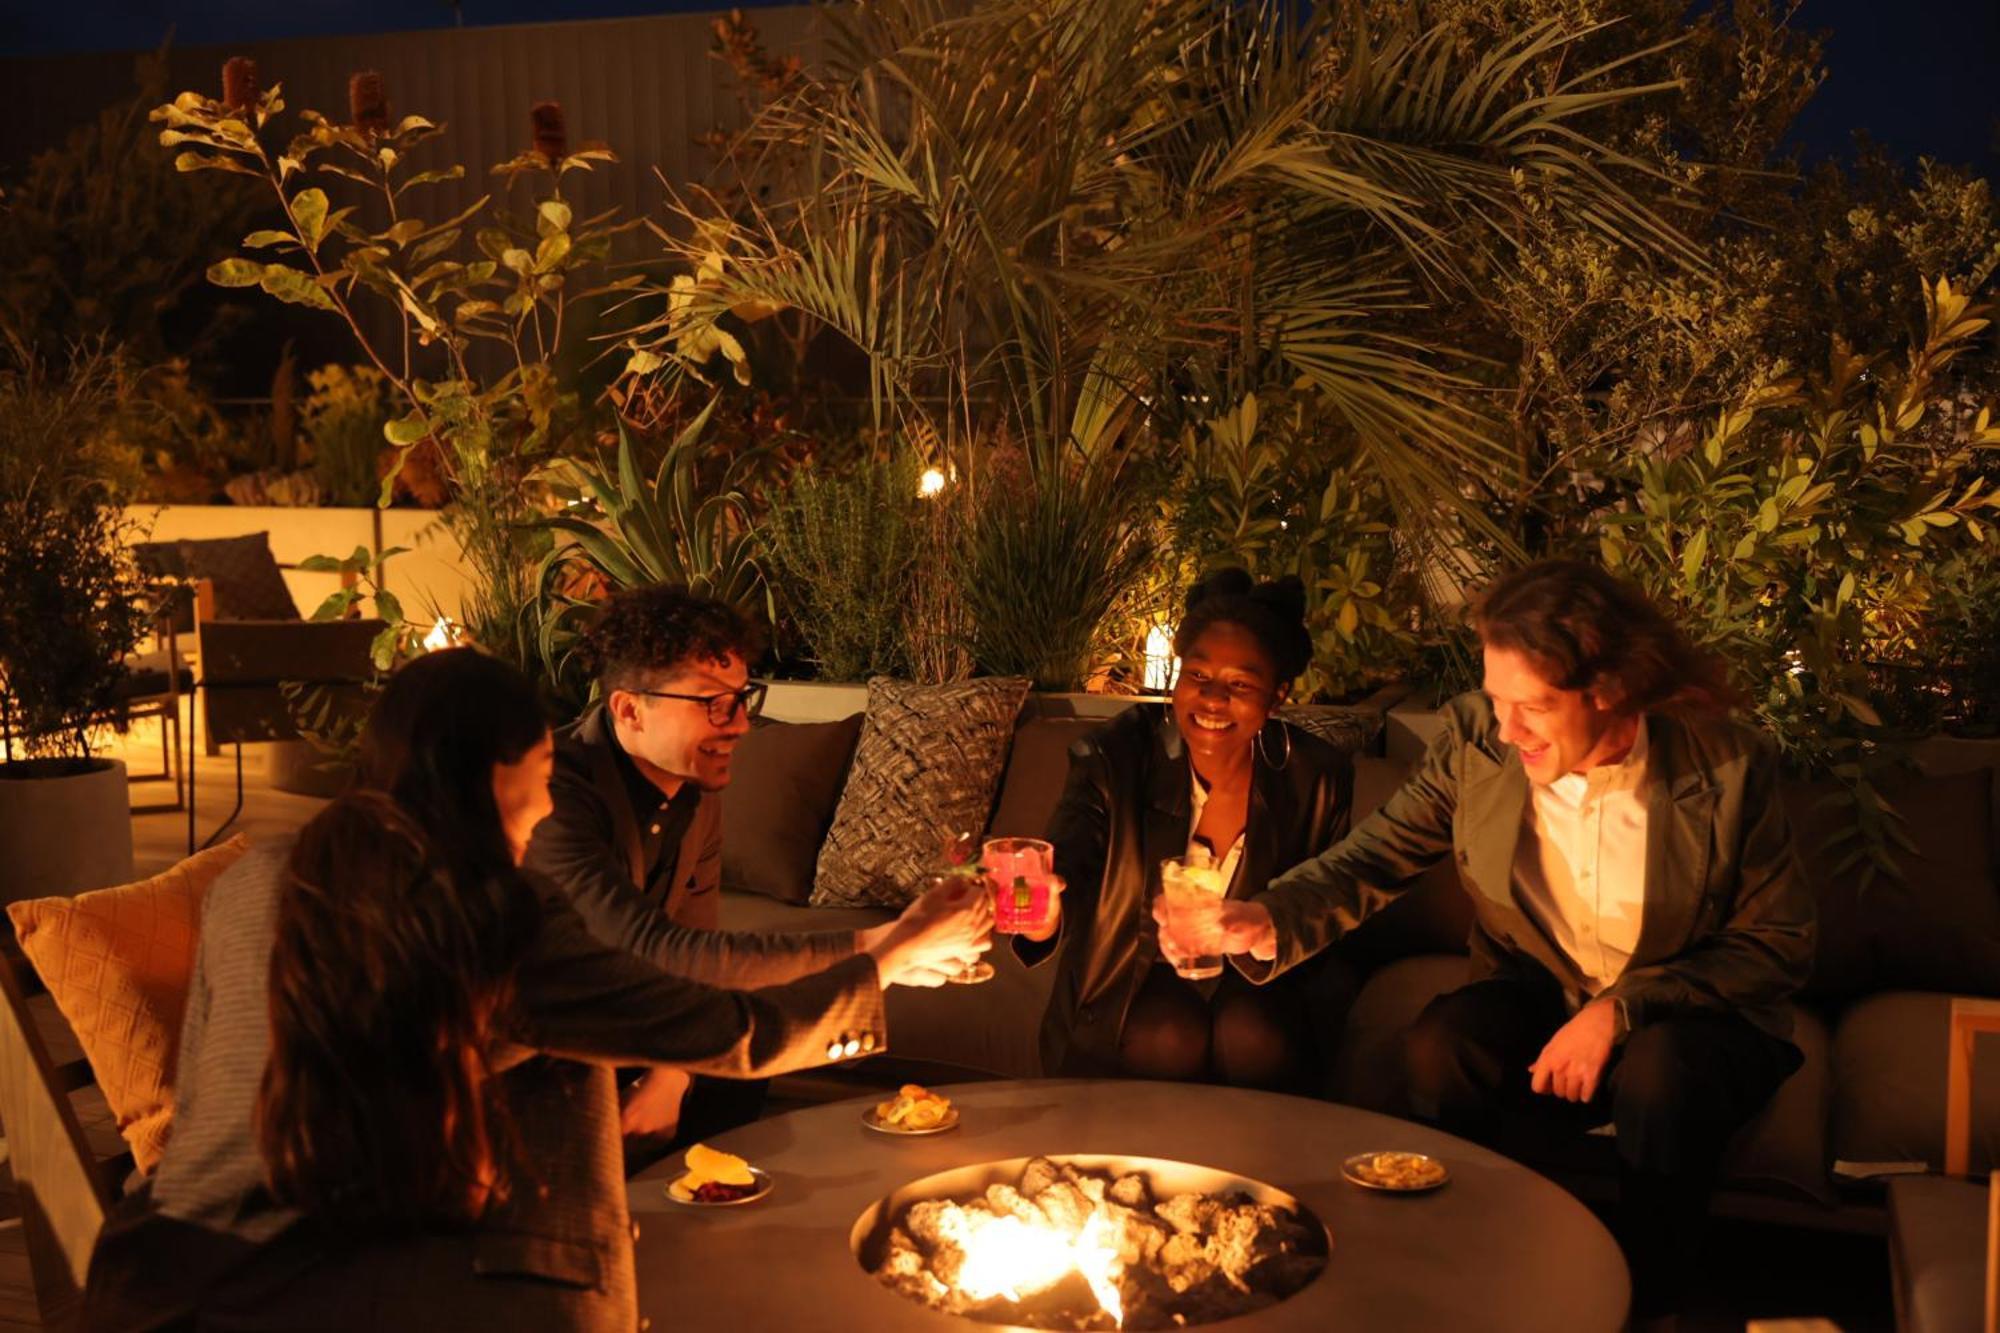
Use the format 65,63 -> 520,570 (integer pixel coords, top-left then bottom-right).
629,1078 -> 1629,1331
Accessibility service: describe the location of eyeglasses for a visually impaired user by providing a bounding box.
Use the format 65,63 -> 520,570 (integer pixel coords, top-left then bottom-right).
631,681 -> 768,726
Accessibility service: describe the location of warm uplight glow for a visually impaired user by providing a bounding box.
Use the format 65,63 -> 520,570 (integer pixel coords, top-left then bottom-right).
1143,623 -> 1180,692
422,617 -> 460,652
941,1203 -> 1125,1326
918,466 -> 949,498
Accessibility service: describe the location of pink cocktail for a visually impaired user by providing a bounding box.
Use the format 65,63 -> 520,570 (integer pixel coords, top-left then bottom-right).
981,837 -> 1056,934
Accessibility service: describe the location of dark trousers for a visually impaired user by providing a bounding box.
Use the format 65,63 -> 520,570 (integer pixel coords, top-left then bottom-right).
1113,959 -> 1352,1094
1397,974 -> 1801,1316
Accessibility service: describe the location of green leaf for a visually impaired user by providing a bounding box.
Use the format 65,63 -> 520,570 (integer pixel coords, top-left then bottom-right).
258,264 -> 338,311
385,413 -> 431,445
369,624 -> 402,673
537,199 -> 573,237
292,188 -> 330,252
1680,529 -> 1707,582
408,228 -> 462,268
382,218 -> 425,248
295,554 -> 345,573
208,257 -> 265,288
310,589 -> 360,621
534,232 -> 572,271
243,229 -> 296,249
175,151 -> 261,176
396,167 -> 466,197
373,588 -> 405,625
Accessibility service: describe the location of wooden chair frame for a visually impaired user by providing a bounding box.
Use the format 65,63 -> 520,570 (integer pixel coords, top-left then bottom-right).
0,945 -> 129,1331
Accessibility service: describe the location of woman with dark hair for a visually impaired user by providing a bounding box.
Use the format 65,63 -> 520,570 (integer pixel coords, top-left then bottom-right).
1015,570 -> 1355,1087
84,648 -> 987,1331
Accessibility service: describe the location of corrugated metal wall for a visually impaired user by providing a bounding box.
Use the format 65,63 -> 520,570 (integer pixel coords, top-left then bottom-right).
3,7 -> 823,225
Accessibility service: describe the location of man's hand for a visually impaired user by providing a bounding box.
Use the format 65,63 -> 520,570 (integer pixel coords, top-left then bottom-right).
864,877 -> 995,988
1151,897 -> 1277,966
619,1066 -> 692,1138
1528,998 -> 1619,1103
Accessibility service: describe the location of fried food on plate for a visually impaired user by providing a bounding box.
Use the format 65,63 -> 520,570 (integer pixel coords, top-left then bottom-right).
875,1083 -> 953,1129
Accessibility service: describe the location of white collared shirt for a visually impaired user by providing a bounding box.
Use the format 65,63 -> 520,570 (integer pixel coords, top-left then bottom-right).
1513,720 -> 1650,994
1187,772 -> 1246,894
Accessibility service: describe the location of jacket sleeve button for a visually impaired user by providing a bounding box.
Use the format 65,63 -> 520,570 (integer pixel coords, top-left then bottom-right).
861,1032 -> 877,1053
826,1040 -> 845,1060
843,1037 -> 862,1058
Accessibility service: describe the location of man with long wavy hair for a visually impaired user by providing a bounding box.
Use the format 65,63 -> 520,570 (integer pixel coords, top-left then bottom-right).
1160,558 -> 1815,1326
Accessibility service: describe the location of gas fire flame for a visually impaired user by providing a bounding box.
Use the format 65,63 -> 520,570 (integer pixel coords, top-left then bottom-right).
940,1202 -> 1126,1326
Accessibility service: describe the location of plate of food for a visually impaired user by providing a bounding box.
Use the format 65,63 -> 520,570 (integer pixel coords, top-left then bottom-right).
666,1143 -> 773,1206
863,1083 -> 960,1135
1342,1150 -> 1449,1193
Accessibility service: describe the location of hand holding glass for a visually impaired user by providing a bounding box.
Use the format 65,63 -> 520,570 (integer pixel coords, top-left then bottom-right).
1158,856 -> 1229,979
911,874 -> 997,985
981,838 -> 1062,936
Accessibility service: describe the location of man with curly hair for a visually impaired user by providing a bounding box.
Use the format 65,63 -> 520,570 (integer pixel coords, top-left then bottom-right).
526,584 -> 988,1164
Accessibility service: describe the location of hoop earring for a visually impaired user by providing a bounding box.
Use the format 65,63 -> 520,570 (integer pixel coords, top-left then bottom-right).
1255,720 -> 1293,771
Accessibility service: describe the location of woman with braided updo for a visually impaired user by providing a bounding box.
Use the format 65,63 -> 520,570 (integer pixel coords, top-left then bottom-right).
1014,570 -> 1356,1088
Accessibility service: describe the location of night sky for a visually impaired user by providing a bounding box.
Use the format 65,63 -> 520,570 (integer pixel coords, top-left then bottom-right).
2,0 -> 1996,175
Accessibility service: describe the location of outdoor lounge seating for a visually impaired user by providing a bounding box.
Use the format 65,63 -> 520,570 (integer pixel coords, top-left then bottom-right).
720,695 -> 2000,1234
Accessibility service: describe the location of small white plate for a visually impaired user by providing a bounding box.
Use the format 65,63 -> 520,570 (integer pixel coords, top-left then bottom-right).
1341,1151 -> 1449,1193
666,1166 -> 773,1206
862,1104 -> 961,1136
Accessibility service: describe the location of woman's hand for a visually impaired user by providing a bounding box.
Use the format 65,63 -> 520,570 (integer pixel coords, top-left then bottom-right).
863,877 -> 994,988
1015,874 -> 1065,943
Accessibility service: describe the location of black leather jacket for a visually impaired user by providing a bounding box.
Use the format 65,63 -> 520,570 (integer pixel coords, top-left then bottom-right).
1018,704 -> 1353,1075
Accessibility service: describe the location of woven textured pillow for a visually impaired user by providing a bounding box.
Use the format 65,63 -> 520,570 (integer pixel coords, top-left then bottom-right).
176,532 -> 298,620
7,835 -> 252,1173
810,677 -> 1032,908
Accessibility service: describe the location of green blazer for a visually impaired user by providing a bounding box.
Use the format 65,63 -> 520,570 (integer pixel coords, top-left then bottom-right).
1249,692 -> 1816,1041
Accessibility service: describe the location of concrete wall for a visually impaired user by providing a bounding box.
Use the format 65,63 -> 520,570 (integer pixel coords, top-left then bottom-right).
125,503 -> 475,624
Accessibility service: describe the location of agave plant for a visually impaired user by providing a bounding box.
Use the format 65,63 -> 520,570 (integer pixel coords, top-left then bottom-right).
531,398 -> 770,708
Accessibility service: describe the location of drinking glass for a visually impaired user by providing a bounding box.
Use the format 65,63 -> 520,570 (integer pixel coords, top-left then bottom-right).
1158,856 -> 1228,980
981,837 -> 1058,935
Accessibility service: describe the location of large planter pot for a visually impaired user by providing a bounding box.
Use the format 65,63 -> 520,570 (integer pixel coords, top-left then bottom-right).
0,758 -> 135,902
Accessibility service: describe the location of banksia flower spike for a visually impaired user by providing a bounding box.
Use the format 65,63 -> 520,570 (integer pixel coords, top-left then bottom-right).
530,101 -> 567,164
350,71 -> 390,136
221,56 -> 259,113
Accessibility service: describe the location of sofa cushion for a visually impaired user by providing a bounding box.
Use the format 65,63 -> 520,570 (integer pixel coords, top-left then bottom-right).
6,835 -> 253,1173
1720,1004 -> 1836,1207
1331,952 -> 1469,1111
1786,768 -> 2000,1001
175,532 -> 298,621
811,677 -> 1033,908
720,714 -> 865,904
1832,991 -> 2000,1174
1328,757 -> 1474,968
1333,953 -> 1836,1205
987,717 -> 1102,840
1888,1173 -> 1991,1333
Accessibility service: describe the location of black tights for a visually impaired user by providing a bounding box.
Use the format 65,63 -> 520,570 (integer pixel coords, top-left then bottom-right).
1116,965 -> 1310,1091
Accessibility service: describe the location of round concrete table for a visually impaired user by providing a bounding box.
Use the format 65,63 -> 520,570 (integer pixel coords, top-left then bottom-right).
629,1079 -> 1629,1331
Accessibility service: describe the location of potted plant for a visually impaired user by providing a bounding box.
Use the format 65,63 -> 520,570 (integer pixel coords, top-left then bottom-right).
0,335 -> 150,898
